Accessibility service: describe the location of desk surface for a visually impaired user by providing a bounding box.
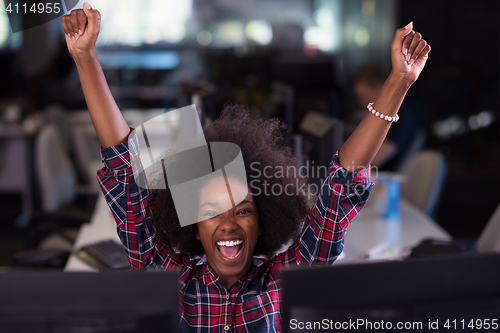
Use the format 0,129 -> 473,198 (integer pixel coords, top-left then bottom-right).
339,200 -> 450,263
65,195 -> 120,272
65,193 -> 451,271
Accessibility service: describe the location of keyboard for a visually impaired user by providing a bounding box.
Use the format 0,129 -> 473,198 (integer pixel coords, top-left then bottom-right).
77,240 -> 130,270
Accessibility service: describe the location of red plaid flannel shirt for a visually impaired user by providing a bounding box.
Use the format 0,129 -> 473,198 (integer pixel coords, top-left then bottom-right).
97,133 -> 372,332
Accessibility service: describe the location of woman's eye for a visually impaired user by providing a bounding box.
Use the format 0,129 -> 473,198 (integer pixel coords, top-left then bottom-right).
204,211 -> 219,218
237,209 -> 251,215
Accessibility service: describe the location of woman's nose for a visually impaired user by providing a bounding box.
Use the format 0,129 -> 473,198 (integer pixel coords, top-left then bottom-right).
218,211 -> 237,232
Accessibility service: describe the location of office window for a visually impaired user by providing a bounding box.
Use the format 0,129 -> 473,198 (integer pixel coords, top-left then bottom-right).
0,2 -> 22,50
304,0 -> 342,53
0,3 -> 9,47
95,0 -> 192,46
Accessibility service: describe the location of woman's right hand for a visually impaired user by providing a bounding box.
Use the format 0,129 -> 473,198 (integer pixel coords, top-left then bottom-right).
60,2 -> 101,57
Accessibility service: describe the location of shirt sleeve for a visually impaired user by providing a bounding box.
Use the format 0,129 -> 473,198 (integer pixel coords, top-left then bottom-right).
97,132 -> 186,270
270,151 -> 372,268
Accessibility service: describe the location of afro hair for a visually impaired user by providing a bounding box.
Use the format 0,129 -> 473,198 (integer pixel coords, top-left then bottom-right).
149,104 -> 310,258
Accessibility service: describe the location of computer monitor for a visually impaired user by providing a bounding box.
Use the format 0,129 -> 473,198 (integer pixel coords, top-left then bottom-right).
281,254 -> 500,333
299,111 -> 344,188
0,271 -> 179,333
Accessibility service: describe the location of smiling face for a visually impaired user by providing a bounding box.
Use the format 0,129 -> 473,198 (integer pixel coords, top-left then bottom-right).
195,176 -> 260,288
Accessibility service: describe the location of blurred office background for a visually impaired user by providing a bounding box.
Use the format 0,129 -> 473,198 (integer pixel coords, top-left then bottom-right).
0,0 -> 499,267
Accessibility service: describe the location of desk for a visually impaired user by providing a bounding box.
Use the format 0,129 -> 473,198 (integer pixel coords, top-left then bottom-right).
340,199 -> 451,263
64,193 -> 120,272
65,193 -> 451,271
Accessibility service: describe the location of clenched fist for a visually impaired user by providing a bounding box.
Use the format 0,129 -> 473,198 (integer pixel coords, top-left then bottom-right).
390,22 -> 431,84
60,2 -> 101,57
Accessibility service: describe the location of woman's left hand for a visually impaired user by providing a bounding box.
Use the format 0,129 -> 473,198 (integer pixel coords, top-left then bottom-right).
390,22 -> 431,83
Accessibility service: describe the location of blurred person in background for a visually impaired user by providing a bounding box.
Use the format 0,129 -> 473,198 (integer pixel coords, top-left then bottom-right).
352,65 -> 421,171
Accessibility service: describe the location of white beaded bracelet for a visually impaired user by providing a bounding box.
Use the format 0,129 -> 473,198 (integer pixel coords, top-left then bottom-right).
367,103 -> 399,123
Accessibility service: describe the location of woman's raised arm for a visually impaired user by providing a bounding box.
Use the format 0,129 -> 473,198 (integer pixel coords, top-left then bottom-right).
339,22 -> 431,170
60,2 -> 130,148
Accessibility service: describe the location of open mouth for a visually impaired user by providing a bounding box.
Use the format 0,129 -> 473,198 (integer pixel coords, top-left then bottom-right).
216,239 -> 243,260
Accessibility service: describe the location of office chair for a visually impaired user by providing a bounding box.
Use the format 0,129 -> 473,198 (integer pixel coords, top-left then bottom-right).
400,149 -> 447,218
395,129 -> 426,173
45,105 -> 102,193
36,124 -> 77,213
477,203 -> 500,254
44,104 -> 73,152
14,124 -> 93,267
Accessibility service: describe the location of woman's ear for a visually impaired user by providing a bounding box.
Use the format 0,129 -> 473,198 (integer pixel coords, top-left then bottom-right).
195,228 -> 200,240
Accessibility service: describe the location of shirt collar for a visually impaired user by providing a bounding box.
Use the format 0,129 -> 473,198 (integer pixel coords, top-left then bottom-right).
195,255 -> 264,267
195,255 -> 206,266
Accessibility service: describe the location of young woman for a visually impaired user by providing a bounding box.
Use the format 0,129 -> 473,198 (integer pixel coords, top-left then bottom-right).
61,3 -> 430,332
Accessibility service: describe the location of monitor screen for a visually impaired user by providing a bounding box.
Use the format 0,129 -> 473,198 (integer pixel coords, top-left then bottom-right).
281,254 -> 500,333
0,271 -> 179,333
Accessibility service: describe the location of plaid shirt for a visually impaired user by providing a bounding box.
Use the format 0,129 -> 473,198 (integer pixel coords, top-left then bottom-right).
97,134 -> 372,333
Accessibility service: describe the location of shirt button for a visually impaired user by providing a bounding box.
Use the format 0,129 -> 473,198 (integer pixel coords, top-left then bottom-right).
226,295 -> 229,300
224,325 -> 230,331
